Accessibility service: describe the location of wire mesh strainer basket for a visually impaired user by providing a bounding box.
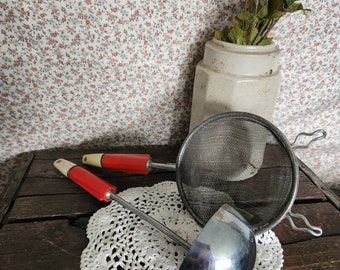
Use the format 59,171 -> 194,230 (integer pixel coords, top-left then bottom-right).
176,112 -> 319,235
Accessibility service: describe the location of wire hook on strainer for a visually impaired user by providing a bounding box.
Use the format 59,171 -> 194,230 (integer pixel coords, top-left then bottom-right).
291,129 -> 327,149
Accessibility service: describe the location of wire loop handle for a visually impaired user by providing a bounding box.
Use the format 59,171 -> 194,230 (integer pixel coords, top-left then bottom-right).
286,211 -> 323,237
291,129 -> 327,149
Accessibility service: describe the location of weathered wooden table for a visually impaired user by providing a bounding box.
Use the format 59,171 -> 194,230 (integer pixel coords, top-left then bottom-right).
0,146 -> 339,269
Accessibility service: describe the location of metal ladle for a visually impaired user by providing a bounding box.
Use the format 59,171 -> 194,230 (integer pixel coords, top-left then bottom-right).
179,204 -> 256,270
54,158 -> 256,270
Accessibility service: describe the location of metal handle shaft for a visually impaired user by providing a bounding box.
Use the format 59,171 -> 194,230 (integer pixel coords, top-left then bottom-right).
149,162 -> 176,171
107,190 -> 191,250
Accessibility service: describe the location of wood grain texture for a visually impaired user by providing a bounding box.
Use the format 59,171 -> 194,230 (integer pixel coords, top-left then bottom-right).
0,146 -> 339,269
8,194 -> 107,222
282,236 -> 340,270
296,171 -> 327,202
0,219 -> 87,269
0,153 -> 34,224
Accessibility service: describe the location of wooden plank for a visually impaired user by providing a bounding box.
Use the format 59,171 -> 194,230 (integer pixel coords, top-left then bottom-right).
282,235 -> 340,270
26,158 -> 134,178
8,194 -> 107,222
18,172 -> 176,196
299,159 -> 340,210
296,171 -> 327,202
33,145 -> 180,161
26,146 -> 179,179
0,153 -> 35,225
273,202 -> 340,245
0,146 -> 338,270
0,219 -> 87,269
18,177 -> 88,196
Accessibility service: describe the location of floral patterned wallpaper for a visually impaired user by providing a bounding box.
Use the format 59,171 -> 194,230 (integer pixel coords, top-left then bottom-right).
1,1 -> 339,188
270,0 -> 339,188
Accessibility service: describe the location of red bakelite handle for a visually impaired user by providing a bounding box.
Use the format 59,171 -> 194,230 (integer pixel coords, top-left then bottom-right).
83,153 -> 151,175
68,166 -> 117,202
54,159 -> 117,202
102,154 -> 151,174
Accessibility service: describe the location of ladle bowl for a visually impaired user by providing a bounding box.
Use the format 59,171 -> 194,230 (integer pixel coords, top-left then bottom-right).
180,204 -> 256,270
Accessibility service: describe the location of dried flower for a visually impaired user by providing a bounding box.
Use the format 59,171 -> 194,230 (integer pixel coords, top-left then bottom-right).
215,0 -> 310,45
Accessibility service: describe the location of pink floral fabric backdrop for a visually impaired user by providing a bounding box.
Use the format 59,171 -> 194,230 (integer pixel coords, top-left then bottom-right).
1,1 -> 339,188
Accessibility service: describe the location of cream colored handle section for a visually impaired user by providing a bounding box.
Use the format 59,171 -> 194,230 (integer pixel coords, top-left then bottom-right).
54,159 -> 76,177
82,153 -> 104,167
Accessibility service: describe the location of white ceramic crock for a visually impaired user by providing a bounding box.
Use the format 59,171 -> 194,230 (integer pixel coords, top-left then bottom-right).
189,38 -> 281,131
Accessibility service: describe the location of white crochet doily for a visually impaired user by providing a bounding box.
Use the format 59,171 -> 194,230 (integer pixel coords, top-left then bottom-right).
81,181 -> 283,270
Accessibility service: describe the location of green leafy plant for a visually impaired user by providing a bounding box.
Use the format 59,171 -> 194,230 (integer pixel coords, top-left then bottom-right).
215,0 -> 310,45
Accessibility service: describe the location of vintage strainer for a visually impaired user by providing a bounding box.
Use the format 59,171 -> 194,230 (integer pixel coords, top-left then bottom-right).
176,112 -> 322,236
83,112 -> 323,236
